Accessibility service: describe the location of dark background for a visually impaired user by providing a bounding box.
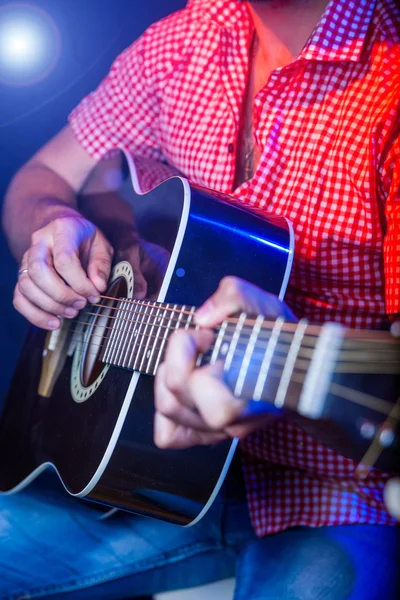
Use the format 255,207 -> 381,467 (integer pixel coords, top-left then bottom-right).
0,0 -> 185,402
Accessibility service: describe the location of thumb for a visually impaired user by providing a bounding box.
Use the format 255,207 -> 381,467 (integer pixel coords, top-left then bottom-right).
87,231 -> 113,292
384,478 -> 400,521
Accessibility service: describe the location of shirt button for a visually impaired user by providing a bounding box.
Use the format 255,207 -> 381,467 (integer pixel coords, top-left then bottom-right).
227,143 -> 235,154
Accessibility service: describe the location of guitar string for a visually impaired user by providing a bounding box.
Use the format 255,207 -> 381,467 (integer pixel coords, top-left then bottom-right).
47,316 -> 400,420
96,295 -> 400,346
59,307 -> 400,369
67,327 -> 399,419
62,305 -> 400,355
63,319 -> 400,405
60,317 -> 400,368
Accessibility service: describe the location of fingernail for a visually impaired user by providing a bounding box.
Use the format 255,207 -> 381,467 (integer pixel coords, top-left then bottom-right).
48,319 -> 60,330
88,295 -> 100,304
73,300 -> 86,310
64,307 -> 78,318
390,321 -> 400,338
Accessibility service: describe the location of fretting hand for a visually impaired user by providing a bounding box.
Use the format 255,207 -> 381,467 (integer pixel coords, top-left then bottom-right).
153,276 -> 296,449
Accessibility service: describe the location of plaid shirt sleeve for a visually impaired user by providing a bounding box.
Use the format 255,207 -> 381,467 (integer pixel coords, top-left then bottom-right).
383,131 -> 400,317
68,33 -> 162,162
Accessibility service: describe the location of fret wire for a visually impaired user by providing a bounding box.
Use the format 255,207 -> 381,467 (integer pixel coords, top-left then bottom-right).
114,300 -> 131,366
113,299 -> 131,366
132,301 -> 152,371
185,306 -> 196,330
123,299 -> 144,368
112,299 -> 131,366
253,317 -> 285,401
126,301 -> 145,369
274,319 -> 309,409
147,304 -> 168,374
153,304 -> 178,374
175,304 -> 186,331
210,320 -> 228,365
139,303 -> 160,373
224,312 -> 247,372
149,303 -> 191,372
234,314 -> 265,398
125,300 -> 145,367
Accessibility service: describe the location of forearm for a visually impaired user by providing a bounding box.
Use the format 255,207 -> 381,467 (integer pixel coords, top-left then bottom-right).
2,161 -> 81,262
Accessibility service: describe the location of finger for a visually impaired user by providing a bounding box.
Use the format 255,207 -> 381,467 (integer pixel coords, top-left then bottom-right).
133,271 -> 148,300
163,329 -> 214,406
154,364 -> 211,431
390,321 -> 400,338
49,217 -> 101,299
224,411 -> 278,439
86,231 -> 113,293
53,243 -> 100,301
188,362 -> 248,430
195,276 -> 296,328
154,410 -> 227,450
13,288 -> 61,330
28,243 -> 88,307
384,478 -> 400,521
17,274 -> 78,319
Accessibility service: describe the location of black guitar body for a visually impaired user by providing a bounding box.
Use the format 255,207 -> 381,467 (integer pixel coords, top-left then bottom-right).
0,152 -> 292,525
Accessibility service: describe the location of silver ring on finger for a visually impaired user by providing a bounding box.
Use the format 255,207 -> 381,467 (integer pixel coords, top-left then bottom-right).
17,269 -> 29,278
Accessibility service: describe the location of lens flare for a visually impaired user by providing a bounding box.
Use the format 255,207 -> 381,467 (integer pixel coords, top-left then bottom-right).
0,4 -> 61,86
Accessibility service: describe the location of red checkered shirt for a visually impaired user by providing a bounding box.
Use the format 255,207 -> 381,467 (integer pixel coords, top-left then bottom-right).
69,0 -> 400,535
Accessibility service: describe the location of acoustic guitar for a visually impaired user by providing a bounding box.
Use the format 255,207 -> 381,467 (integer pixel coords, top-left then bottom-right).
0,150 -> 398,526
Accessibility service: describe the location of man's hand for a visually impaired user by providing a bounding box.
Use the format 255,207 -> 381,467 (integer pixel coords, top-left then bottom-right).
119,239 -> 170,301
14,215 -> 113,330
384,478 -> 400,521
154,276 -> 296,449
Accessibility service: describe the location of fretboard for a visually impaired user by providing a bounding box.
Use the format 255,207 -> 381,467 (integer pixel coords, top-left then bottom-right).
99,298 -> 400,419
100,300 -> 197,375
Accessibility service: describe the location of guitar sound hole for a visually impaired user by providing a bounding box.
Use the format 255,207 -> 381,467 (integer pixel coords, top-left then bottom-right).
81,277 -> 128,387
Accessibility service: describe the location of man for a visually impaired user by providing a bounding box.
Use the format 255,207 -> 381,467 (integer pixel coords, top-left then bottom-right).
1,0 -> 399,598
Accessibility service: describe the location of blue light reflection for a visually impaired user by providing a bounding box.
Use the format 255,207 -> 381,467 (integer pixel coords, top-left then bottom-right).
191,213 -> 290,254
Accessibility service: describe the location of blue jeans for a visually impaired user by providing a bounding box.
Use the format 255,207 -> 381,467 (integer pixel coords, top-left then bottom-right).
0,470 -> 398,600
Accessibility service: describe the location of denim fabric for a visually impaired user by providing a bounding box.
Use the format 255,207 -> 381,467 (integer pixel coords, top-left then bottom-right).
0,472 -> 398,600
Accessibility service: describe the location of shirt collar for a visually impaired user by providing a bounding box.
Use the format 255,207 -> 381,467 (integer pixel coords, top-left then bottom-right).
300,0 -> 378,62
187,0 -> 377,62
186,0 -> 251,30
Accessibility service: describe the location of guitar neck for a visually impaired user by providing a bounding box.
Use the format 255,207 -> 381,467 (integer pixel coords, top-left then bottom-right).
98,297 -> 400,421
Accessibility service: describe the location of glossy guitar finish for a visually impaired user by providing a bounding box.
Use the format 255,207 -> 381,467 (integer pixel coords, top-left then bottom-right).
0,151 -> 293,525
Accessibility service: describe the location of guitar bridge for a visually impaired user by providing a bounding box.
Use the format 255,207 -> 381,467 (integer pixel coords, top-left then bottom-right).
38,319 -> 72,398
